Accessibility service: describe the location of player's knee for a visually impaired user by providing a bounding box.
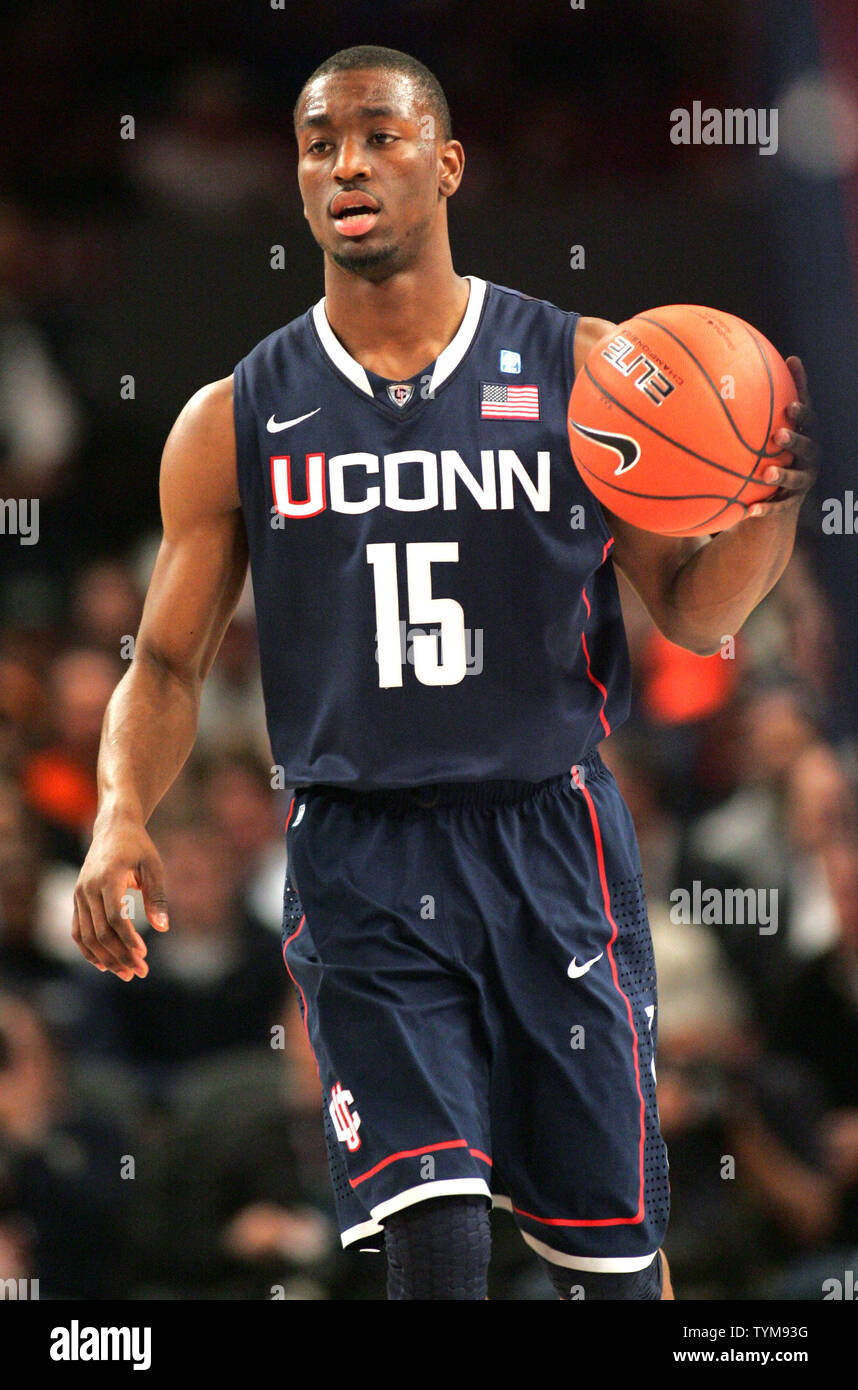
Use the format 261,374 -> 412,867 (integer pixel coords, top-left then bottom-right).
540,1251 -> 664,1301
385,1194 -> 491,1300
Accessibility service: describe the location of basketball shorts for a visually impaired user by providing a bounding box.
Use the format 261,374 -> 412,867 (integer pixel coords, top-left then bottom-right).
281,749 -> 670,1272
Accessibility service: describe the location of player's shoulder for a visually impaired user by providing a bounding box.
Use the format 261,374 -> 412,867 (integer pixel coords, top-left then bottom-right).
486,279 -> 579,325
161,374 -> 239,512
171,375 -> 234,444
572,316 -> 619,375
484,281 -> 599,356
483,283 -> 615,376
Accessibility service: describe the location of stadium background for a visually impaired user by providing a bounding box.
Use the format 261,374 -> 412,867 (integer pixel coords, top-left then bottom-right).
0,0 -> 856,1299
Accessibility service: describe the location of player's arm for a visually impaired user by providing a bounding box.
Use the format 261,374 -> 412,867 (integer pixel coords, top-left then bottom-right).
573,317 -> 818,656
72,376 -> 248,981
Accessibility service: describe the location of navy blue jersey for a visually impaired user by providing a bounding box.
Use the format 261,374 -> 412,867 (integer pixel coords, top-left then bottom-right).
232,277 -> 630,789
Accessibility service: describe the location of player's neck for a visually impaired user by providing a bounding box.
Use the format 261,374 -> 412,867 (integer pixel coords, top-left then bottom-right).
322,248 -> 470,381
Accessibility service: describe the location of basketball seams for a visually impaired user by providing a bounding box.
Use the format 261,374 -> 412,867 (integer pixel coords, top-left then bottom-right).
580,361 -> 765,488
571,450 -> 745,507
570,446 -> 751,536
572,309 -> 784,530
571,306 -> 792,536
673,322 -> 777,532
636,311 -> 783,460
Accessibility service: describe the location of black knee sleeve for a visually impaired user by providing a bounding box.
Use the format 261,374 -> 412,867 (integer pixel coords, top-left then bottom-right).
541,1252 -> 663,1301
385,1195 -> 491,1300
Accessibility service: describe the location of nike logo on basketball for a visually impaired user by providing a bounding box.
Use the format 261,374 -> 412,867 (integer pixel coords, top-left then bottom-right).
567,951 -> 603,979
568,420 -> 641,475
267,408 -> 321,432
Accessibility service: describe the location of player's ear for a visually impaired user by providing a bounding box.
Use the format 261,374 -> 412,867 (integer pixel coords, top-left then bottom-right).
438,140 -> 465,198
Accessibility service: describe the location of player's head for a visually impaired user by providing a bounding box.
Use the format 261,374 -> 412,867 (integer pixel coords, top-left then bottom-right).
293,46 -> 463,281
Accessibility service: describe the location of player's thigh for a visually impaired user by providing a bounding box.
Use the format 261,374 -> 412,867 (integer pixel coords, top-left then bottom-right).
483,757 -> 669,1269
284,794 -> 494,1219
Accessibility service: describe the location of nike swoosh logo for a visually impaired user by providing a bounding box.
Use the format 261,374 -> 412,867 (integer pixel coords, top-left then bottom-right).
267,408 -> 321,432
567,951 -> 604,979
569,420 -> 641,475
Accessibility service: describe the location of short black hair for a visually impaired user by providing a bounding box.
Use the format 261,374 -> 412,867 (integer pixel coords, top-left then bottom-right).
294,45 -> 452,141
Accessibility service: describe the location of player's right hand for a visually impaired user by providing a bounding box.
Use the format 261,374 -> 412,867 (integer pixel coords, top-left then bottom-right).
72,819 -> 169,981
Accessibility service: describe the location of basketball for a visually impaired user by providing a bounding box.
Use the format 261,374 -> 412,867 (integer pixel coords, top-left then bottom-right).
568,305 -> 796,536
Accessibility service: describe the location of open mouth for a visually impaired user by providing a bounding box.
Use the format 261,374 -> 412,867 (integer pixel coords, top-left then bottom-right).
330,193 -> 381,238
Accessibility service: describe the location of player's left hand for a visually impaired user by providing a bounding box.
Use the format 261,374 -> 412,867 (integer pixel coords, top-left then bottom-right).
747,355 -> 819,520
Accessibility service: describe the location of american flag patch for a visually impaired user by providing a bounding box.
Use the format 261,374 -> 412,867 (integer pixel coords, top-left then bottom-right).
480,382 -> 540,420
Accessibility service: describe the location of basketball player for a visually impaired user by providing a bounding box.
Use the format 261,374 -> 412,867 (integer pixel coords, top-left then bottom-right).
71,47 -> 817,1300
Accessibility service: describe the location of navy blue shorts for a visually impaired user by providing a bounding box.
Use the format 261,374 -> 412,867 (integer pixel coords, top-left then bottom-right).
282,749 -> 670,1273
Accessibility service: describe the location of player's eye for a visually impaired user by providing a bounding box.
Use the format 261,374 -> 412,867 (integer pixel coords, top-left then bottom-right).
369,132 -> 397,145
306,140 -> 330,155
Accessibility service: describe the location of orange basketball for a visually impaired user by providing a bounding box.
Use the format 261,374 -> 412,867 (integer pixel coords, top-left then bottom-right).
567,305 -> 795,536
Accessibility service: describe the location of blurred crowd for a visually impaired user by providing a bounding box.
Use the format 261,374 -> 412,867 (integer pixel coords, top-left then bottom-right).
0,531 -> 855,1300
604,560 -> 858,1299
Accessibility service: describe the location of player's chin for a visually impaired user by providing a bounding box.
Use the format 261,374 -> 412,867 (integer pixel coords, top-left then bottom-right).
328,238 -> 401,277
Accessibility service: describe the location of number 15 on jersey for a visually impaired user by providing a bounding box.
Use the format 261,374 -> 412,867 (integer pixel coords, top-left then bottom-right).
367,541 -> 470,688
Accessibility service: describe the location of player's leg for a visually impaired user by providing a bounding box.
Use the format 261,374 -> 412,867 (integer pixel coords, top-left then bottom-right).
474,753 -> 670,1299
385,1194 -> 492,1300
538,1248 -> 673,1300
282,788 -> 495,1295
661,1249 -> 674,1299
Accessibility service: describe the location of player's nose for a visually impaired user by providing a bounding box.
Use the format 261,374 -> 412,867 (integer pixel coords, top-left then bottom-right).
331,135 -> 372,183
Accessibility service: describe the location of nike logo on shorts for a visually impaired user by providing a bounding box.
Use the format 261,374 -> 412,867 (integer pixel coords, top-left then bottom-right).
567,951 -> 604,979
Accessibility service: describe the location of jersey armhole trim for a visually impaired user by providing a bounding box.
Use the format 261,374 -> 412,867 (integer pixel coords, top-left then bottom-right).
568,314 -> 615,553
231,359 -> 257,515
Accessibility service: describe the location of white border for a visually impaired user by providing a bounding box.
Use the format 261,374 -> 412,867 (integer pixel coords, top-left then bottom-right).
312,275 -> 486,399
519,1229 -> 658,1273
428,275 -> 486,393
340,1177 -> 492,1248
340,1215 -> 385,1247
494,1194 -> 657,1272
342,1186 -> 657,1271
371,1177 -> 491,1224
312,297 -> 373,395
